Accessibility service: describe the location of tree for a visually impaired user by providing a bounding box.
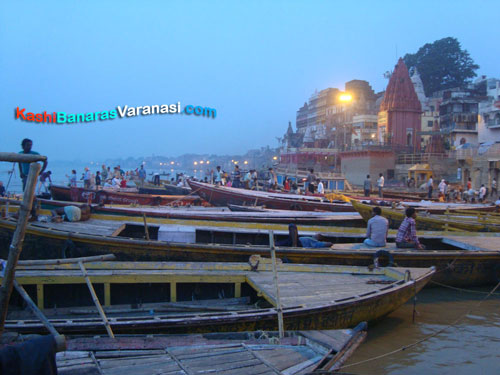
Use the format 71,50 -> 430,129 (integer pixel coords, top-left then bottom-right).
403,37 -> 479,96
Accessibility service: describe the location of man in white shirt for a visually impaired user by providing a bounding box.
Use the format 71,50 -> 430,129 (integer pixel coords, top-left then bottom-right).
479,184 -> 486,202
316,179 -> 324,194
377,173 -> 384,198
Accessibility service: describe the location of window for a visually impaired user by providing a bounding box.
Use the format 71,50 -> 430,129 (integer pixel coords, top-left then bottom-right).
427,121 -> 433,128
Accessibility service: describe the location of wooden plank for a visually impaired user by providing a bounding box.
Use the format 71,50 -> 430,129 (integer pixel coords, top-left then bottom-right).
104,283 -> 110,307
170,282 -> 176,302
37,283 -> 44,310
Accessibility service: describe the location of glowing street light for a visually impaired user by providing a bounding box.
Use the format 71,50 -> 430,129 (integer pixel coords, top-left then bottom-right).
193,161 -> 198,166
244,160 -> 248,165
339,93 -> 352,102
272,156 -> 278,160
170,161 -> 175,165
206,161 -> 210,164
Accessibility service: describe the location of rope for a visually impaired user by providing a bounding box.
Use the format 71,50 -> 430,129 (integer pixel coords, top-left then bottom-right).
338,280 -> 500,370
5,163 -> 16,191
429,280 -> 500,295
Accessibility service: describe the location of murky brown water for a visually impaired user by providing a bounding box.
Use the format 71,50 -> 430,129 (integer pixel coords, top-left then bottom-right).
343,286 -> 500,374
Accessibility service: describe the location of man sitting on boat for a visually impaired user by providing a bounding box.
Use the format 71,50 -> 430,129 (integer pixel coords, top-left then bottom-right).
395,207 -> 424,249
51,204 -> 91,222
276,224 -> 333,248
363,207 -> 388,247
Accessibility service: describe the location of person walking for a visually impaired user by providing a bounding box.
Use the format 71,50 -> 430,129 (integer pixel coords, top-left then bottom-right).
363,175 -> 372,197
82,167 -> 91,189
377,173 -> 384,198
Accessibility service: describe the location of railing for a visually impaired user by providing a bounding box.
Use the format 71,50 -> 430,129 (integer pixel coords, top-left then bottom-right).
396,153 -> 449,165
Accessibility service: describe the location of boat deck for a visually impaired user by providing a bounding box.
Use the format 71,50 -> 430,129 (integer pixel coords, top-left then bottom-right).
12,262 -> 428,310
57,329 -> 361,375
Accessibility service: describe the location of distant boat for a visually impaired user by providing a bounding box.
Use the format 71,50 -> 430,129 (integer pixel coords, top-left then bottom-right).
188,180 -> 355,212
49,184 -> 203,206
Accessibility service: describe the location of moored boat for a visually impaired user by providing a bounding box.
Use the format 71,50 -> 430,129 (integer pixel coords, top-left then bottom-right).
56,325 -> 368,374
4,259 -> 434,334
352,199 -> 500,232
0,217 -> 497,286
49,184 -> 203,206
188,180 -> 355,212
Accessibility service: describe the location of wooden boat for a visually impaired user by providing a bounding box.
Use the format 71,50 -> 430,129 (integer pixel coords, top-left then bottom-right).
4,197 -> 364,227
4,260 -> 434,334
351,200 -> 500,232
0,217 -> 497,286
57,325 -> 367,374
134,181 -> 193,196
188,180 -> 355,212
49,184 -> 203,206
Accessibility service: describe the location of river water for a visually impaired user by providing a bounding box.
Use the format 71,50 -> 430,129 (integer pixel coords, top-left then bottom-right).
343,286 -> 500,374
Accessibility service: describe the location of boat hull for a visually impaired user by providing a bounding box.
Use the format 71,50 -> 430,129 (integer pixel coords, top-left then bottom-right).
188,180 -> 355,212
0,219 -> 496,286
49,185 -> 202,206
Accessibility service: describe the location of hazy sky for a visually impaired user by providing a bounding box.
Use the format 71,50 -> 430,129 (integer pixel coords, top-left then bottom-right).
1,0 -> 499,161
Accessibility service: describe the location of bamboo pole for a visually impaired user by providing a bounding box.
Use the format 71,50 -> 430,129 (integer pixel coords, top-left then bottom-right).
269,230 -> 284,340
78,261 -> 115,338
0,152 -> 47,164
19,254 -> 116,266
142,213 -> 150,241
0,162 -> 41,334
13,280 -> 62,339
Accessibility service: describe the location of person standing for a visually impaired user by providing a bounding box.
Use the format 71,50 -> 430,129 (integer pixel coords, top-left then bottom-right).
252,169 -> 258,190
363,206 -> 389,247
307,169 -> 316,194
138,165 -> 147,187
377,173 -> 384,198
101,165 -> 108,181
82,167 -> 91,189
427,175 -> 434,199
232,165 -> 241,188
396,207 -> 424,249
214,166 -> 222,185
243,169 -> 252,189
268,168 -> 277,190
18,138 -> 47,191
479,184 -> 486,202
491,178 -> 497,197
438,179 -> 446,197
317,179 -> 324,194
95,171 -> 101,189
363,175 -> 372,197
0,181 -> 6,197
466,177 -> 472,191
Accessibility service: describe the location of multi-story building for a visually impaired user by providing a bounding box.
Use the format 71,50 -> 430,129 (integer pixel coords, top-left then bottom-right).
439,89 -> 481,148
478,77 -> 500,143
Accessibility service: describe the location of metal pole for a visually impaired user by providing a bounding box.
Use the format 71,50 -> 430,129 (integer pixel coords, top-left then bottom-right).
0,162 -> 41,333
269,230 -> 284,339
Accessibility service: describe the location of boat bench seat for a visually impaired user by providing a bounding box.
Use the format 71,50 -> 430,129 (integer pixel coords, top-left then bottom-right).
333,243 -> 399,251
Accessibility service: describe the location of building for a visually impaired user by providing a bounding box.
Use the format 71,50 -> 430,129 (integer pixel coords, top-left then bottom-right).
439,89 -> 480,148
378,58 -> 422,152
478,77 -> 500,144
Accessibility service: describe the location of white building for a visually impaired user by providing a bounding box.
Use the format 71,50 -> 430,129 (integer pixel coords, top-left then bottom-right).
478,78 -> 500,144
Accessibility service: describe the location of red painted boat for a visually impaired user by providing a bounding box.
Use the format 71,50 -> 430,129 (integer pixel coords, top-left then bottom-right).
187,180 -> 355,212
49,185 -> 203,206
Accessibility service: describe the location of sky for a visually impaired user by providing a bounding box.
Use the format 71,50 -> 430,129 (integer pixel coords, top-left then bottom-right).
1,0 -> 499,161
